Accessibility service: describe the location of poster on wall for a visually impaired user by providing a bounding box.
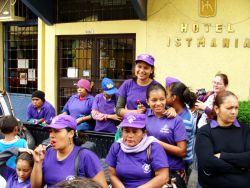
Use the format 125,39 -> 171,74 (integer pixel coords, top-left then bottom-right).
17,59 -> 29,69
67,67 -> 78,78
28,69 -> 36,81
20,73 -> 27,85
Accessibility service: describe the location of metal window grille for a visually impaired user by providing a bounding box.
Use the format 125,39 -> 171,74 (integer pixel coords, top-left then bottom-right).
55,0 -> 138,23
58,34 -> 135,112
5,24 -> 38,94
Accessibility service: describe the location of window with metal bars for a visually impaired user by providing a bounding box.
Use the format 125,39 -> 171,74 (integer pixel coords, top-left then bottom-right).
6,24 -> 38,94
58,34 -> 135,112
55,0 -> 138,23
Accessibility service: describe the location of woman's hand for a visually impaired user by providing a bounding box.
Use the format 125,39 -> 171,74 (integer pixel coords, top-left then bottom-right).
136,104 -> 146,114
76,117 -> 83,124
107,114 -> 122,121
32,144 -> 46,163
163,107 -> 177,118
195,100 -> 206,111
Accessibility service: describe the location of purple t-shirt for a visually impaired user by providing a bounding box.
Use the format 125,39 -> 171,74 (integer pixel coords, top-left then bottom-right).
42,146 -> 102,188
27,101 -> 56,124
92,93 -> 119,133
3,167 -> 31,188
106,142 -> 169,188
118,79 -> 158,110
62,94 -> 94,119
146,109 -> 187,171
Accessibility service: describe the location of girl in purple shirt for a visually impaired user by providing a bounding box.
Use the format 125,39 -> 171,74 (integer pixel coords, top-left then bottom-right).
116,54 -> 157,117
0,148 -> 34,188
106,113 -> 169,188
30,114 -> 108,188
146,83 -> 187,188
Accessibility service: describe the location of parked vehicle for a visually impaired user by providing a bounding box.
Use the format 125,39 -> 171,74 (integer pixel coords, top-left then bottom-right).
0,90 -> 36,149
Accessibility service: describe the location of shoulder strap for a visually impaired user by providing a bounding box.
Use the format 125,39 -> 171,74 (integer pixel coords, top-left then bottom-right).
147,144 -> 151,162
74,147 -> 85,176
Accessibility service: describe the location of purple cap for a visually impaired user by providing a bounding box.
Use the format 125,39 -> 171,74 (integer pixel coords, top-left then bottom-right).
101,77 -> 117,95
135,54 -> 155,66
74,79 -> 91,92
165,76 -> 180,87
119,113 -> 146,129
44,114 -> 77,130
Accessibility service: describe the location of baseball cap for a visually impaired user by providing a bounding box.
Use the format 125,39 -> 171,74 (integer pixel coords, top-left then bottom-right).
44,114 -> 77,130
135,54 -> 155,66
165,76 -> 180,87
101,78 -> 117,95
119,113 -> 146,129
74,79 -> 91,92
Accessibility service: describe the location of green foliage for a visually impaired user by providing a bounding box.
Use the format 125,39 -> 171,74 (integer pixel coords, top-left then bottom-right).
238,101 -> 250,125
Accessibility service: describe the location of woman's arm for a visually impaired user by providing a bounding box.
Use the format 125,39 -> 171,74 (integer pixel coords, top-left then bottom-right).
92,109 -> 122,122
30,145 -> 46,188
91,170 -> 108,188
158,140 -> 186,157
116,96 -> 145,117
91,109 -> 108,121
195,128 -> 241,174
138,168 -> 168,188
109,166 -> 125,188
76,115 -> 92,124
215,152 -> 250,169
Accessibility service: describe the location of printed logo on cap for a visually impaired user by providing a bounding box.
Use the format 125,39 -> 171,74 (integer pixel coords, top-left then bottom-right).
106,83 -> 114,89
127,115 -> 136,124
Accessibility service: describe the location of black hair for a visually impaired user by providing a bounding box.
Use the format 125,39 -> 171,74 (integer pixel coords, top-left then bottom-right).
16,152 -> 34,167
146,83 -> 166,100
169,82 -> 197,108
53,177 -> 103,188
0,115 -> 18,134
65,128 -> 88,146
121,127 -> 146,132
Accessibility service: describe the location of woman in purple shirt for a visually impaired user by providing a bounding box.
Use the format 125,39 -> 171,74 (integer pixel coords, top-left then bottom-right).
116,54 -> 158,117
62,79 -> 94,131
92,78 -> 121,133
30,114 -> 108,188
145,83 -> 187,188
106,113 -> 169,188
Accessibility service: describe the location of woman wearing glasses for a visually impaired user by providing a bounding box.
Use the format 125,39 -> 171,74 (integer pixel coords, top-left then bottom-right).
195,73 -> 228,128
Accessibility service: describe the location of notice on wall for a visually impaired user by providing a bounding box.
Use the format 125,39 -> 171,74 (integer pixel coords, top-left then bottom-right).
18,59 -> 29,69
83,70 -> 90,77
109,59 -> 116,68
20,72 -> 27,85
67,67 -> 78,78
28,69 -> 36,81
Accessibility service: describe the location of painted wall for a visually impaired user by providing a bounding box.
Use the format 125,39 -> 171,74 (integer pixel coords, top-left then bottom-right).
147,0 -> 250,100
41,0 -> 250,109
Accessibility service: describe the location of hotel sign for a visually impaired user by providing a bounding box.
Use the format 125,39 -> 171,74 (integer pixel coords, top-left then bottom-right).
199,0 -> 216,17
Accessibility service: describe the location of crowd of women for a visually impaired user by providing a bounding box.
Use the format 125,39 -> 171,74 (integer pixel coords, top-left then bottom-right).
0,53 -> 249,188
